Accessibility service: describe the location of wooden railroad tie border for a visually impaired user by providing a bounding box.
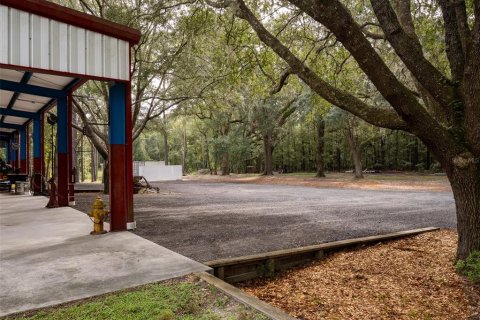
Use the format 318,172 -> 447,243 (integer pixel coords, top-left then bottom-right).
204,227 -> 439,283
196,271 -> 297,320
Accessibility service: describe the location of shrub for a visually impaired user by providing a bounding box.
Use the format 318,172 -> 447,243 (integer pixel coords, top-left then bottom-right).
456,251 -> 480,284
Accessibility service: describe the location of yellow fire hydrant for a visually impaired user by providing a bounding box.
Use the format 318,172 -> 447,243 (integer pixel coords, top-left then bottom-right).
89,196 -> 108,235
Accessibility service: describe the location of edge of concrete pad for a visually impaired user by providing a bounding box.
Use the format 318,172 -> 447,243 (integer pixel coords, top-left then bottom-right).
204,227 -> 440,267
196,271 -> 297,320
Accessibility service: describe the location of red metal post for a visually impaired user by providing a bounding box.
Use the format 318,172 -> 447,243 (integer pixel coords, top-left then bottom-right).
13,132 -> 19,169
68,94 -> 75,205
125,81 -> 134,226
20,126 -> 27,174
33,116 -> 43,193
26,125 -> 30,175
57,96 -> 69,207
40,113 -> 45,177
109,82 -> 128,231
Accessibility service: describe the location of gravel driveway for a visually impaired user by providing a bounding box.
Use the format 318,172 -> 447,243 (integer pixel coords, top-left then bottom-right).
74,180 -> 456,262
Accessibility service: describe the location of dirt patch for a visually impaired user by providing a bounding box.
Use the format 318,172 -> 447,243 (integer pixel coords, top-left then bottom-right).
185,173 -> 451,192
240,230 -> 479,320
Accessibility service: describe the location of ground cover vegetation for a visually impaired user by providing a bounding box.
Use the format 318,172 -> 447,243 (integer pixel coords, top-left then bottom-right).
240,230 -> 480,320
53,0 -> 479,262
5,276 -> 267,320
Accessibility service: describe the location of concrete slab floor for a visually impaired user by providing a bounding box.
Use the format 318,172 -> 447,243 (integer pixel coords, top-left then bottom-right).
0,193 -> 210,317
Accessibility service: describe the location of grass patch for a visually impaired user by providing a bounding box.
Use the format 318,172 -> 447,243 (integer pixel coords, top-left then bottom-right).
6,278 -> 268,320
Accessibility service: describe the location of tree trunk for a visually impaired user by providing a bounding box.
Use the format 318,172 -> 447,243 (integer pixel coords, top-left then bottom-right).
315,117 -> 326,178
72,113 -> 78,182
163,131 -> 169,165
263,134 -> 274,175
425,149 -> 431,171
336,146 -> 341,172
394,131 -> 399,170
446,163 -> 480,260
80,135 -> 84,182
182,124 -> 187,175
344,126 -> 363,179
91,145 -> 97,182
102,160 -> 109,194
380,135 -> 386,168
221,152 -> 230,176
412,138 -> 419,171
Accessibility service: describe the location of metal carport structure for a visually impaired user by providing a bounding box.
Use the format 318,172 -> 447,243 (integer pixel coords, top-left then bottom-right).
0,0 -> 141,230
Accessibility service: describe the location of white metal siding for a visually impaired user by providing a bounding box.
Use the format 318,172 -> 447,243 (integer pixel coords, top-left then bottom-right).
10,9 -> 30,67
118,40 -> 129,80
0,5 -> 129,81
69,26 -> 86,75
31,15 -> 50,69
86,31 -> 103,76
0,6 -> 9,63
50,21 -> 69,72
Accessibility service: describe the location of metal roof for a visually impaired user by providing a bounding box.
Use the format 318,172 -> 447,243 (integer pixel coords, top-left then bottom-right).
0,69 -> 80,133
0,0 -> 141,134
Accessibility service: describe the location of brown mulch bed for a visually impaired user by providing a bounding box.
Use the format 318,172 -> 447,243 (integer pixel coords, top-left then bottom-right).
240,230 -> 479,320
185,173 -> 451,192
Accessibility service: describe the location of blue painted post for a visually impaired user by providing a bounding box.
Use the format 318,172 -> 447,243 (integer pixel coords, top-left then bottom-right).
20,126 -> 27,173
57,96 -> 69,206
5,141 -> 10,164
12,133 -> 17,169
109,82 -> 128,231
33,116 -> 43,193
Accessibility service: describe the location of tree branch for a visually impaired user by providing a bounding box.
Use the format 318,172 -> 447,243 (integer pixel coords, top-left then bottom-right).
438,0 -> 467,82
233,0 -> 407,130
270,68 -> 292,95
370,0 -> 456,107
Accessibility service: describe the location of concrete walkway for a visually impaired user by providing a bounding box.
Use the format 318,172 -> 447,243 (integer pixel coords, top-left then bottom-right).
0,193 -> 209,316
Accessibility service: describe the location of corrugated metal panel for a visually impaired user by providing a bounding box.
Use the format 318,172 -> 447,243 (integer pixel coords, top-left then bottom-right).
86,31 -> 103,77
50,21 -> 69,72
104,36 -> 119,79
69,26 -> 86,75
0,5 -> 130,81
0,6 -> 8,63
31,15 -> 50,69
10,8 -> 30,67
118,40 -> 129,80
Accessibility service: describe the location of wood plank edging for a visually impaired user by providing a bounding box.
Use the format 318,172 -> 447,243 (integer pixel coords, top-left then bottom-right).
204,227 -> 439,267
196,271 -> 297,320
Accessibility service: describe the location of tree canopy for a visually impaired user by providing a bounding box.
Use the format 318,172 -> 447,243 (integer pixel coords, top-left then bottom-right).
55,0 -> 479,260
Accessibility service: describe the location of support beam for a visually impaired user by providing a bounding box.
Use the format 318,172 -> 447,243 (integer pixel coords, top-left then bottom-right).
0,108 -> 38,119
32,114 -> 45,194
109,82 -> 129,231
20,126 -> 27,174
11,132 -> 18,169
0,72 -> 32,125
0,79 -> 65,98
26,124 -> 30,175
57,96 -> 69,206
0,123 -> 23,130
68,95 -> 75,205
5,141 -> 10,165
125,82 -> 134,227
